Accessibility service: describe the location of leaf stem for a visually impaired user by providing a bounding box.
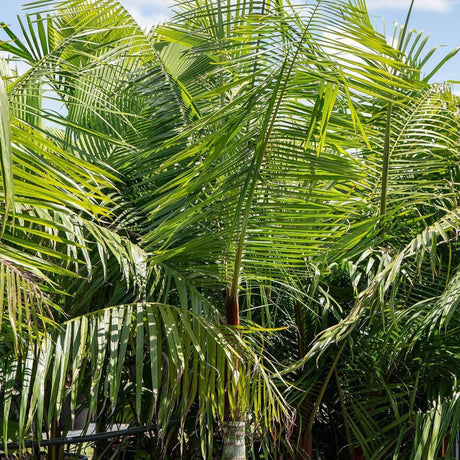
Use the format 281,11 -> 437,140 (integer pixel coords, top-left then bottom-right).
379,0 -> 414,219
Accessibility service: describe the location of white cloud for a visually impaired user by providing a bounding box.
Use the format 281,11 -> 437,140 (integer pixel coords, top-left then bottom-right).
127,7 -> 169,29
119,0 -> 174,29
367,0 -> 451,12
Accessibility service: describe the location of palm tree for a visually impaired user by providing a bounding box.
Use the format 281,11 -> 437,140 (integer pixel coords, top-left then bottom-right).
272,12 -> 460,460
1,0 -> 459,459
0,2 -> 291,458
145,1 -> 460,457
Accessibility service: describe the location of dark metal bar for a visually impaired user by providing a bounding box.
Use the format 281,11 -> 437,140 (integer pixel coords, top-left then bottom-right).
1,418 -> 188,452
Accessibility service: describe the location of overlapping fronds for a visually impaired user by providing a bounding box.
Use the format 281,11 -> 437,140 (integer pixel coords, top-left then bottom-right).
0,66 -> 127,349
1,0 -> 459,458
139,0 -> 421,294
1,303 -> 293,455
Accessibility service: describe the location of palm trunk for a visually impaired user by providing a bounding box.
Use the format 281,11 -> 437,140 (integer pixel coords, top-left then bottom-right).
225,290 -> 240,326
440,434 -> 449,457
222,290 -> 246,460
351,446 -> 365,460
294,427 -> 312,460
222,421 -> 246,460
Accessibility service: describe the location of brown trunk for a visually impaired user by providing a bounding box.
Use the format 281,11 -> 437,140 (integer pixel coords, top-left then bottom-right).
43,384 -> 64,460
294,413 -> 312,460
440,434 -> 449,457
351,446 -> 365,460
295,429 -> 312,460
306,430 -> 313,460
225,290 -> 240,326
49,416 -> 64,460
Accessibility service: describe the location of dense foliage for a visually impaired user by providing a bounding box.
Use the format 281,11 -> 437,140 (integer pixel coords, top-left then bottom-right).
0,0 -> 459,459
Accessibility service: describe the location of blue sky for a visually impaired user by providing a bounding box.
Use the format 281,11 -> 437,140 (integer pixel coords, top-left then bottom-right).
1,0 -> 459,85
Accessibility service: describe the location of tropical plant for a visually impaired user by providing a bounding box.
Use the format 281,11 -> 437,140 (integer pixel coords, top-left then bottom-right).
0,0 -> 459,459
0,2 -> 292,459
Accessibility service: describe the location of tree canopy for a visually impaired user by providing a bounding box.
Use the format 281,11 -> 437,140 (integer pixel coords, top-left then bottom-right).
0,1 -> 459,459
